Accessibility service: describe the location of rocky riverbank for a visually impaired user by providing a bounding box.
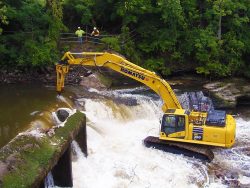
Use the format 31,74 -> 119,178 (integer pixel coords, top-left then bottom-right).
1,66 -> 249,109
0,67 -> 56,84
0,66 -> 91,85
204,78 -> 250,108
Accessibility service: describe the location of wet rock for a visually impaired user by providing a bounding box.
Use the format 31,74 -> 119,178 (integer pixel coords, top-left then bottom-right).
0,162 -> 8,181
47,128 -> 55,137
83,70 -> 92,77
80,74 -> 107,90
212,162 -> 250,188
23,143 -> 39,151
5,153 -> 22,171
204,78 -> 250,108
0,66 -> 56,84
113,97 -> 138,106
242,85 -> 250,93
168,80 -> 184,86
56,109 -> 69,122
214,170 -> 224,179
214,169 -> 240,187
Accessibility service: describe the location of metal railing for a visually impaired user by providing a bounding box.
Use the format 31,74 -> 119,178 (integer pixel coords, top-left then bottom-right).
60,32 -> 118,45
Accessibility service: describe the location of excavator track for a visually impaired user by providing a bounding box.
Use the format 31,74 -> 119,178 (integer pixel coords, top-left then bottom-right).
144,136 -> 214,162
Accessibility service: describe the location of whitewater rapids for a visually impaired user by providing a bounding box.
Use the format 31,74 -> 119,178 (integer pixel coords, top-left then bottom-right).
70,87 -> 250,188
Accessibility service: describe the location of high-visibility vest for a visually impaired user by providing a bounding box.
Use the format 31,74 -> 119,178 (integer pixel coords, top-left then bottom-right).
75,29 -> 85,37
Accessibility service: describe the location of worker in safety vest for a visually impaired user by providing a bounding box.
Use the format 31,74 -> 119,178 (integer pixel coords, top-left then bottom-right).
91,27 -> 100,44
75,27 -> 85,44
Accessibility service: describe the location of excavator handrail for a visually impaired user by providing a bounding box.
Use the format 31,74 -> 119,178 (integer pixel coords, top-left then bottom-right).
56,51 -> 182,112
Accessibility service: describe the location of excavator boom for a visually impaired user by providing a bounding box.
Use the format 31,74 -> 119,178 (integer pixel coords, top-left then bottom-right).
57,52 -> 182,112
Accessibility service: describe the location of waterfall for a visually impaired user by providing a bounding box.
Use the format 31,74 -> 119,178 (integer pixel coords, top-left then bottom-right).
71,88 -> 209,188
44,171 -> 54,188
70,87 -> 250,187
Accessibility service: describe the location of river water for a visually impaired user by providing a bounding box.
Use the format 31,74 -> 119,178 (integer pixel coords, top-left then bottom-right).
0,84 -> 73,148
0,82 -> 249,187
71,86 -> 250,188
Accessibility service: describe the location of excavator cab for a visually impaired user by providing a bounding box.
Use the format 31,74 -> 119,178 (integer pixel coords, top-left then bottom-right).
159,108 -> 236,149
160,109 -> 189,140
161,115 -> 186,138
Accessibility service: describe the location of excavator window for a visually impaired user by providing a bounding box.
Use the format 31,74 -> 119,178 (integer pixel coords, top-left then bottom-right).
162,115 -> 185,136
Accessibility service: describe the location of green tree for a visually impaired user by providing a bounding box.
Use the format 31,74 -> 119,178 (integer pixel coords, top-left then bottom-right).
0,1 -> 8,34
194,0 -> 250,77
0,0 -> 64,67
119,26 -> 140,64
1,0 -> 250,78
63,0 -> 94,28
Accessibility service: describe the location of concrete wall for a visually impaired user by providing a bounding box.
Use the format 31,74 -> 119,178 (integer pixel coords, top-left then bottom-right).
0,111 -> 86,188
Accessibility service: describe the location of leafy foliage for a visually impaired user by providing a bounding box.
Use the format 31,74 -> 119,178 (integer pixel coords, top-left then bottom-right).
145,58 -> 171,76
62,0 -> 94,28
119,26 -> 140,64
0,1 -> 8,34
101,36 -> 121,52
1,0 -> 250,78
0,0 -> 64,68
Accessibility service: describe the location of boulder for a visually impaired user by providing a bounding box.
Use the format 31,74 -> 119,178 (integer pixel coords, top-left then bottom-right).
203,78 -> 250,108
56,109 -> 69,122
80,74 -> 107,90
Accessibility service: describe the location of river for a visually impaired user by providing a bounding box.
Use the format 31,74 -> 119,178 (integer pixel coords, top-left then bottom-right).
71,86 -> 250,188
0,84 -> 73,148
0,81 -> 249,187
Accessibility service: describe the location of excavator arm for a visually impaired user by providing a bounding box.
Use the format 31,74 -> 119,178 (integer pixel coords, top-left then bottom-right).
56,51 -> 236,161
56,51 -> 182,112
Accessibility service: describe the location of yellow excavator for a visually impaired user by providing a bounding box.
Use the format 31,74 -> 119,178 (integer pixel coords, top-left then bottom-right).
56,51 -> 236,161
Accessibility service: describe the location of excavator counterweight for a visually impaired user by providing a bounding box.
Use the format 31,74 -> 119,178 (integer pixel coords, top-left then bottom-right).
56,51 -> 236,161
